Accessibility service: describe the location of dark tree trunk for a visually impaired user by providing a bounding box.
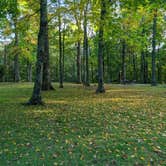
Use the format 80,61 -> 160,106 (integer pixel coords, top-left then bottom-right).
41,0 -> 53,90
91,62 -> 94,83
140,50 -> 145,83
121,40 -> 126,84
157,46 -> 162,83
96,0 -> 106,93
3,45 -> 7,82
59,19 -> 63,88
27,60 -> 32,82
62,29 -> 65,82
13,19 -> 20,82
76,41 -> 81,83
151,9 -> 157,86
83,6 -> 90,86
145,50 -> 149,83
133,53 -> 137,82
58,5 -> 63,88
28,0 -> 47,105
106,44 -> 111,83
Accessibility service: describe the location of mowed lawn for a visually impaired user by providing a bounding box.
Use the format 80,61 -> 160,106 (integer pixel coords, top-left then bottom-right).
0,83 -> 166,166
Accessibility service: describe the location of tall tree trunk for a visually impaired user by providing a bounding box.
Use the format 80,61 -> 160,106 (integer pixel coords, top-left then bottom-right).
133,53 -> 137,82
145,49 -> 149,83
96,0 -> 106,93
76,41 -> 81,83
157,46 -> 162,83
83,6 -> 90,86
106,44 -> 111,83
13,19 -> 20,82
28,0 -> 47,105
27,60 -> 32,82
121,40 -> 126,84
3,45 -> 7,82
140,51 -> 145,83
41,0 -> 53,90
151,9 -> 157,86
62,29 -> 65,82
58,4 -> 63,88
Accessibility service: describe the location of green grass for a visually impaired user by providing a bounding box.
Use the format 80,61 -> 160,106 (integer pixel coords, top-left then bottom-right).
0,83 -> 166,166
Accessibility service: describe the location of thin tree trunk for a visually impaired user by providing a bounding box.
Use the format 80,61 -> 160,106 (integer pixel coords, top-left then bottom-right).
27,0 -> 47,105
96,0 -> 106,93
106,44 -> 111,83
62,29 -> 65,82
13,19 -> 20,82
76,41 -> 81,83
58,3 -> 63,88
140,51 -> 145,83
27,60 -> 32,82
151,9 -> 157,86
133,53 -> 137,82
145,49 -> 149,83
83,6 -> 90,86
121,40 -> 126,84
157,46 -> 162,83
3,45 -> 7,82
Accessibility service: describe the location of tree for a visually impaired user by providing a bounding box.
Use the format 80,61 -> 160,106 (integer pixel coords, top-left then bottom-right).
151,9 -> 157,86
12,0 -> 20,82
96,0 -> 106,93
58,0 -> 64,88
28,0 -> 47,105
83,1 -> 90,86
42,0 -> 54,90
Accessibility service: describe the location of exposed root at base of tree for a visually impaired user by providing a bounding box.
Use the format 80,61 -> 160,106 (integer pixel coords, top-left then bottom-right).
42,84 -> 55,91
96,87 -> 105,93
25,98 -> 44,106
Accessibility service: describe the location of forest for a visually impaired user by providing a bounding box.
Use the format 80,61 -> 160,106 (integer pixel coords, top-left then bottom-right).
0,0 -> 166,165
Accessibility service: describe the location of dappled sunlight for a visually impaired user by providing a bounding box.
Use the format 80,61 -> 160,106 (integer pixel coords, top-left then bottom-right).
46,100 -> 68,105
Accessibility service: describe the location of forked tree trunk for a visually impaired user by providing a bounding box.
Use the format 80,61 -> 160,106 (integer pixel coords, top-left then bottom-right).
96,0 -> 106,93
28,0 -> 47,105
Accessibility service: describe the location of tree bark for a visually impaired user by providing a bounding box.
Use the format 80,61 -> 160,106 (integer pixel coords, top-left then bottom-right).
62,29 -> 65,82
76,41 -> 81,83
41,0 -> 53,90
13,19 -> 20,82
3,45 -> 7,82
151,9 -> 157,86
106,43 -> 111,83
83,6 -> 90,86
121,40 -> 126,84
96,0 -> 106,93
27,60 -> 32,82
140,50 -> 145,83
27,0 -> 47,105
58,3 -> 63,88
132,53 -> 137,82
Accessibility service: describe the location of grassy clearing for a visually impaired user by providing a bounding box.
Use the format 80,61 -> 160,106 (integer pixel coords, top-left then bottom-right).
0,83 -> 166,166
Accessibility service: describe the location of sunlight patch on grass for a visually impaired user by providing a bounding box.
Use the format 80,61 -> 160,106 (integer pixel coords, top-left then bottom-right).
0,83 -> 166,165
